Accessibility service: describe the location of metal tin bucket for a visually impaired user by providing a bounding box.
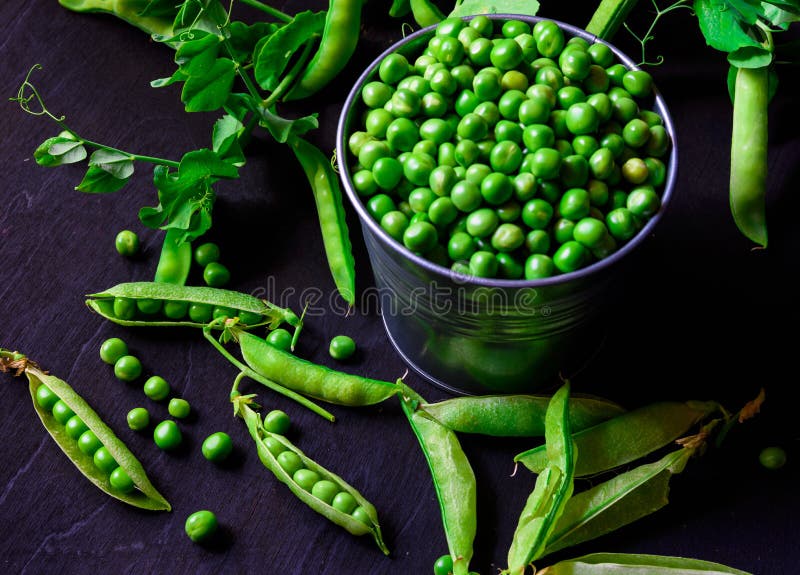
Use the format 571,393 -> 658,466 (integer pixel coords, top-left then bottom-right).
337,15 -> 678,395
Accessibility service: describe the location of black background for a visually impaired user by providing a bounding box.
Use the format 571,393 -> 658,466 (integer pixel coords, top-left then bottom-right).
1,1 -> 797,574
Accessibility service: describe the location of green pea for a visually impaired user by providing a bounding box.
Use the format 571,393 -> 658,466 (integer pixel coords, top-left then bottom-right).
606,208 -> 638,241
560,154 -> 589,188
584,65 -> 610,94
331,491 -> 358,514
553,240 -> 589,273
496,200 -> 522,222
264,328 -> 293,352
99,338 -> 129,366
522,124 -> 555,152
469,251 -> 498,278
565,102 -> 599,135
93,446 -> 118,474
465,163 -> 492,185
480,172 -> 513,205
379,52 -> 409,84
489,142 -> 523,175
115,230 -> 139,257
645,158 -> 667,187
109,466 -> 135,493
606,63 -> 627,86
403,221 -> 438,253
163,300 -> 189,319
403,153 -> 437,187
352,170 -> 377,197
202,431 -> 233,462
212,306 -> 236,321
114,355 -> 142,382
168,398 -> 191,419
513,173 -> 537,203
646,125 -> 670,157
535,21 -> 565,58
587,179 -> 610,206
448,232 -> 476,261
621,157 -> 650,184
525,229 -> 551,254
277,451 -> 304,476
203,262 -> 231,288
113,297 -> 136,320
622,69 -> 653,97
153,420 -> 182,451
185,510 -> 218,543
133,298 -> 161,315
65,415 -> 89,440
361,82 -> 394,108
192,243 -> 219,267
35,384 -> 59,411
429,197 -> 458,227
77,430 -> 103,456
491,223 -> 525,252
262,410 -> 291,435
127,407 -> 150,431
559,188 -> 591,221
293,468 -> 321,492
381,210 -> 410,242
529,148 -> 562,180
573,217 -> 610,249
601,133 -> 626,158
434,554 -> 455,575
627,185 -> 661,218
263,436 -> 286,457
310,479 -> 339,505
494,253 -> 523,279
759,446 -> 787,470
557,85 -> 587,110
587,93 -> 613,123
553,218 -> 576,244
421,92 -> 449,118
429,166 -> 457,197
351,506 -> 372,526
144,376 -> 170,401
622,118 -> 651,148
588,42 -> 614,67
613,97 -> 639,124
524,254 -> 555,279
466,208 -> 499,238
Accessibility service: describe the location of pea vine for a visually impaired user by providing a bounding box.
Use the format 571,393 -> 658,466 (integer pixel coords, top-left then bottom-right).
622,0 -> 693,67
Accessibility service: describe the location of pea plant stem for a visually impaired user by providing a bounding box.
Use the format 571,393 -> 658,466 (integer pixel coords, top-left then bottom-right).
202,323 -> 336,422
238,0 -> 292,23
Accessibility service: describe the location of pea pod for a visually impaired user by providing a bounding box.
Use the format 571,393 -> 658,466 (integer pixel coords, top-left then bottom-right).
154,228 -> 192,285
538,552 -> 752,575
730,65 -> 769,247
503,382 -> 575,575
58,0 -> 177,37
238,330 -> 397,406
399,383 -> 476,575
86,281 -> 302,340
290,136 -> 356,306
233,393 -> 389,554
0,349 -> 170,511
389,0 -> 411,17
420,393 -> 625,437
515,401 -> 717,477
544,447 -> 693,557
410,0 -> 444,27
284,0 -> 364,100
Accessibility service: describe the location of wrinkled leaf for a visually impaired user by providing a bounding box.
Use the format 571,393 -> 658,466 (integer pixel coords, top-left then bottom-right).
212,115 -> 246,167
139,165 -> 215,241
227,21 -> 277,64
33,134 -> 87,166
694,0 -> 763,52
450,0 -> 540,17
88,149 -> 135,179
179,148 -> 239,180
728,45 -> 773,67
253,10 -> 325,91
538,552 -> 753,574
258,107 -> 318,143
181,58 -> 235,112
75,165 -> 130,193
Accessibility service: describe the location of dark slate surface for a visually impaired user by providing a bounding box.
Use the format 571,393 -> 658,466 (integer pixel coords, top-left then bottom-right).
0,2 -> 797,574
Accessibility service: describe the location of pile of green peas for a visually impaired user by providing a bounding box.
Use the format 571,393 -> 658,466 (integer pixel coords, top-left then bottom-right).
262,411 -> 373,527
34,383 -> 137,493
347,16 -> 670,279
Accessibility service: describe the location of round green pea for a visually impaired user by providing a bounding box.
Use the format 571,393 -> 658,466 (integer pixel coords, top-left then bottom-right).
353,169 -> 378,197
329,335 -> 357,361
525,254 -> 555,279
311,480 -> 339,505
185,510 -> 218,543
403,221 -> 438,253
93,446 -> 118,474
361,82 -> 393,108
277,451 -> 303,476
202,431 -> 233,462
559,188 -> 591,221
194,242 -> 220,266
466,208 -> 499,238
65,415 -> 89,440
203,262 -> 230,287
53,401 -> 76,427
351,506 -> 372,526
113,297 -> 137,321
331,491 -> 358,514
573,217 -> 609,249
264,410 -> 291,435
163,300 -> 189,319
367,194 -> 396,221
525,229 -> 551,254
293,468 -> 321,492
529,148 -> 562,180
627,185 -> 661,218
622,70 -> 653,97
379,52 -> 409,84
448,232 -> 476,261
153,420 -> 182,451
266,328 -> 293,351
109,466 -> 135,493
115,230 -> 139,257
35,384 -> 59,411
168,398 -> 191,419
434,554 -> 454,575
606,208 -> 638,241
381,210 -> 410,242
136,298 -> 162,315
491,223 -> 525,252
759,446 -> 787,470
114,355 -> 142,382
553,241 -> 589,273
77,430 -> 103,456
143,376 -> 170,401
127,407 -> 150,431
469,251 -> 498,278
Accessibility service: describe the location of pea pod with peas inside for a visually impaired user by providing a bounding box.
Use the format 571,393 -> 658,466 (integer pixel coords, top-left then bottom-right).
399,383 -> 476,575
232,391 -> 389,554
85,281 -> 303,346
420,392 -> 625,437
0,349 -> 170,511
514,401 -> 718,477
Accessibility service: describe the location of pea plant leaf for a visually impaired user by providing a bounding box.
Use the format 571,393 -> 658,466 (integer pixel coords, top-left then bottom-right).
212,114 -> 247,167
450,0 -> 540,17
139,164 -> 215,241
75,165 -> 131,194
172,0 -> 228,36
174,30 -> 221,76
726,0 -> 766,23
227,21 -> 277,65
693,0 -> 763,53
181,57 -> 236,112
728,45 -> 774,66
225,92 -> 256,122
762,1 -> 800,28
258,107 -> 319,143
88,149 -> 135,179
179,148 -> 239,180
33,133 -> 87,167
253,10 -> 326,91
389,0 -> 411,17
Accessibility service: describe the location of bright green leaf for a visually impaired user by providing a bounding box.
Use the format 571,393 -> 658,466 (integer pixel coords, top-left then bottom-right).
253,10 -> 326,91
227,21 -> 277,65
172,0 -> 228,36
728,45 -> 774,67
88,149 -> 135,179
258,107 -> 318,143
762,1 -> 800,27
694,0 -> 763,53
224,92 -> 256,122
75,165 -> 130,193
212,115 -> 246,167
175,31 -> 220,76
179,148 -> 239,180
151,68 -> 188,88
450,0 -> 540,17
33,135 -> 87,167
727,0 -> 766,23
181,57 -> 235,112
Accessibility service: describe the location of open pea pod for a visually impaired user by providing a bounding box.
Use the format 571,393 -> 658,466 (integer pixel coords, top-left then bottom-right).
86,281 -> 302,336
238,330 -> 397,406
515,401 -> 717,477
0,350 -> 170,511
234,395 -> 388,554
538,552 -> 752,574
420,393 -> 625,437
399,383 -> 476,575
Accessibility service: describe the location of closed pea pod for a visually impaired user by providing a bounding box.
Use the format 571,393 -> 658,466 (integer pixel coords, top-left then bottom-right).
285,0 -> 363,100
291,136 -> 356,305
0,350 -> 170,511
233,394 -> 389,554
154,228 -> 192,286
410,0 -> 444,27
400,384 -> 476,575
515,401 -> 718,477
420,393 -> 625,437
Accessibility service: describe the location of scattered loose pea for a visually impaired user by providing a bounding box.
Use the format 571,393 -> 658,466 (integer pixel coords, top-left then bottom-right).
202,432 -> 233,462
168,398 -> 191,419
329,335 -> 356,361
143,376 -> 170,401
153,420 -> 182,451
203,262 -> 231,287
127,407 -> 150,431
115,230 -> 139,257
759,446 -> 787,470
185,510 -> 218,543
194,242 -> 221,267
114,355 -> 142,382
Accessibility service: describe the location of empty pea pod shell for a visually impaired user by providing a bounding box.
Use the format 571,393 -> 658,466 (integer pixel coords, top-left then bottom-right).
238,331 -> 397,406
86,281 -> 302,332
537,552 -> 752,575
515,401 -> 718,477
0,350 -> 170,511
235,397 -> 389,554
399,384 -> 476,575
420,393 -> 625,437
